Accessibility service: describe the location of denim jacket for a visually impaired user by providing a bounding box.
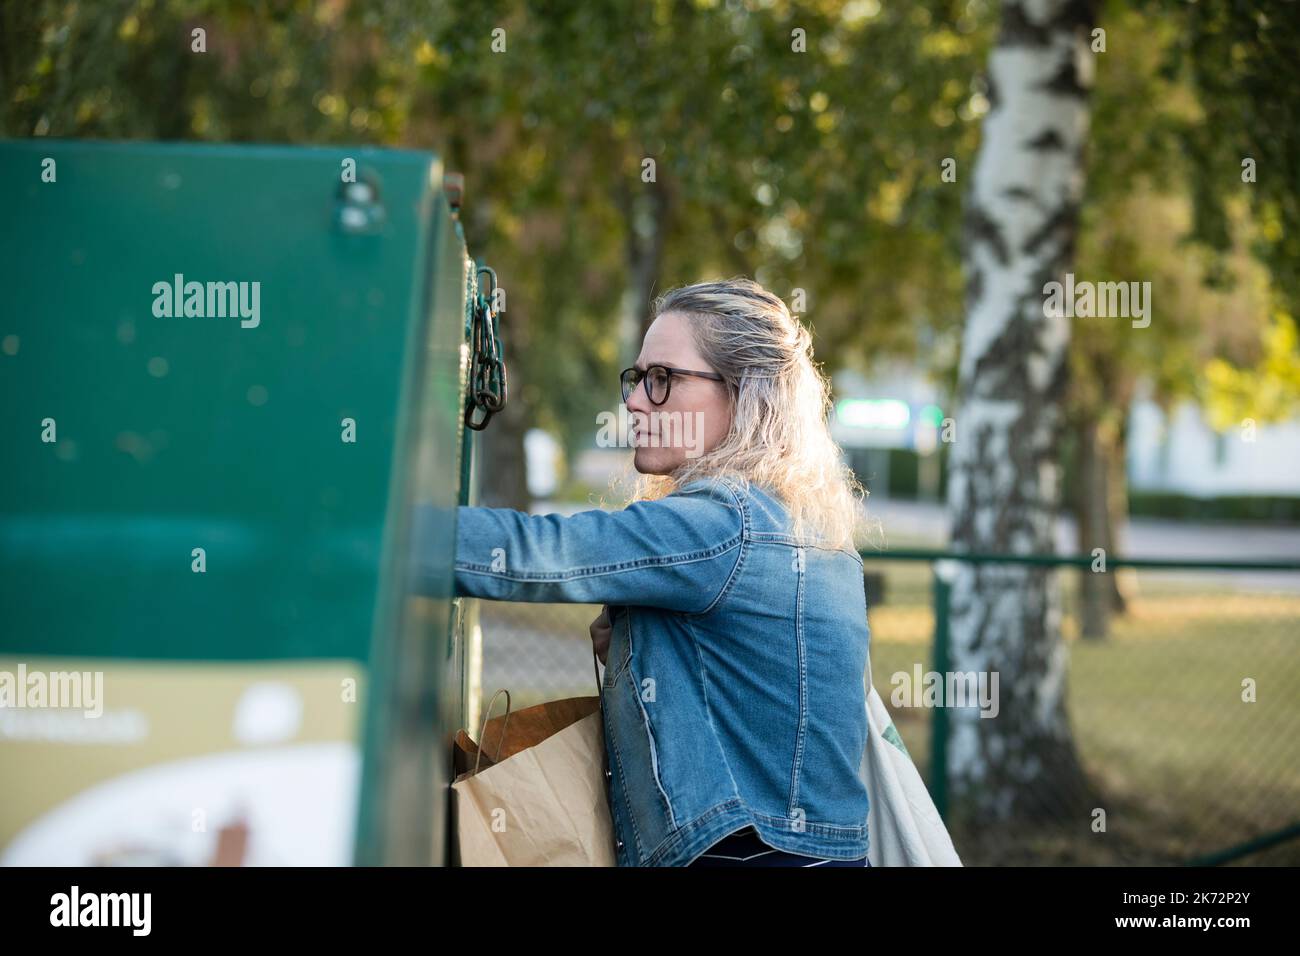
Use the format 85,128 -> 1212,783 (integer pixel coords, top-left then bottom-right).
445,473 -> 871,866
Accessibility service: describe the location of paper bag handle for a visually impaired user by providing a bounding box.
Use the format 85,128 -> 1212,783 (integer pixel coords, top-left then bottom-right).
473,688 -> 513,776
473,646 -> 604,777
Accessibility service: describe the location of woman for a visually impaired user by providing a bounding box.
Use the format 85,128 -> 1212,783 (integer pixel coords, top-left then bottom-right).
452,277 -> 873,867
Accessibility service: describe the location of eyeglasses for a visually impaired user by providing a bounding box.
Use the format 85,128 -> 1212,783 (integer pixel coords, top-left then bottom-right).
620,364 -> 725,406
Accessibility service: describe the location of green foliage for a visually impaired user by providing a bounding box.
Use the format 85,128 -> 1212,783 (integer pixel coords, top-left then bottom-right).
1203,312 -> 1300,428
1072,0 -> 1297,439
2,0 -> 1295,474
1144,0 -> 1300,315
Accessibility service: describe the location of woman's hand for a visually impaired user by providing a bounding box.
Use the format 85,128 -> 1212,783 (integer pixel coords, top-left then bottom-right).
590,604 -> 612,666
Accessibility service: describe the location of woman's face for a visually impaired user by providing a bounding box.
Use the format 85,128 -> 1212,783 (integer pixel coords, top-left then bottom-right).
625,311 -> 733,475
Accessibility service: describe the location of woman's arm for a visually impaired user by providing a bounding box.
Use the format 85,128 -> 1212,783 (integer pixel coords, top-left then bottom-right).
420,479 -> 744,613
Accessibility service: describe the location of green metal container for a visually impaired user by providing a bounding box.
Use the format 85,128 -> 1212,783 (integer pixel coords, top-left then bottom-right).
0,139 -> 486,866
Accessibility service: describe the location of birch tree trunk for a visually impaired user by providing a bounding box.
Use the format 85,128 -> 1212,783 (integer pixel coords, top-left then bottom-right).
945,0 -> 1099,824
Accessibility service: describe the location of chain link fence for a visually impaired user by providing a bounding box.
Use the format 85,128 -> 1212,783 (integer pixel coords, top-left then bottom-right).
865,555 -> 1300,866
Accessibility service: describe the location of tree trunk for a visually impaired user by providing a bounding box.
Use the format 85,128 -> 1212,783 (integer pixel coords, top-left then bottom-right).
1076,409 -> 1131,637
1106,415 -> 1131,614
944,0 -> 1099,825
477,318 -> 532,510
617,173 -> 674,349
1076,415 -> 1112,638
446,127 -> 532,512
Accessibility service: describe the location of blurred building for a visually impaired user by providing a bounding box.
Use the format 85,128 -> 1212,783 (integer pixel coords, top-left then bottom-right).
1129,399 -> 1300,497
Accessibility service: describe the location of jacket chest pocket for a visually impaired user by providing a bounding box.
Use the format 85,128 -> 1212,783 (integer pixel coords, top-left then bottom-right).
603,606 -> 633,689
603,657 -> 674,856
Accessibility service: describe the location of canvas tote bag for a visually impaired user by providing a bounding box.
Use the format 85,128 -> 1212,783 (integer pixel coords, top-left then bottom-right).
860,651 -> 964,866
451,649 -> 616,866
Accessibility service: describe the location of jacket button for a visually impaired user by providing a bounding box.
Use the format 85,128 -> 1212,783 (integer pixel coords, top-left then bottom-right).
604,768 -> 612,780
616,839 -> 624,850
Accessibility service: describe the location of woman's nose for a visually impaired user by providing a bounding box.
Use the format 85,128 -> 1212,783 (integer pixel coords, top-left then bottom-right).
625,380 -> 652,413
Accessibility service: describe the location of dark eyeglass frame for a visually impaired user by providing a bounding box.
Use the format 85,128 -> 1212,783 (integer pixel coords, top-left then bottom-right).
620,364 -> 725,406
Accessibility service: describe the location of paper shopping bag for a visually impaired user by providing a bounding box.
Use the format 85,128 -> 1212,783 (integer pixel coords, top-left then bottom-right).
451,653 -> 616,866
860,656 -> 964,866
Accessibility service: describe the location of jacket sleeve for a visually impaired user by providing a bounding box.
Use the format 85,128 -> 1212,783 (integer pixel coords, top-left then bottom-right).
439,479 -> 744,612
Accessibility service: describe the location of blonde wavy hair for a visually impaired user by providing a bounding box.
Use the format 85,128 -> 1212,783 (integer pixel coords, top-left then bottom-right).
620,276 -> 868,551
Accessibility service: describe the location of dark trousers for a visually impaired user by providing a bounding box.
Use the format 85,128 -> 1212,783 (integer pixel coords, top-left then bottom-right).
688,826 -> 871,867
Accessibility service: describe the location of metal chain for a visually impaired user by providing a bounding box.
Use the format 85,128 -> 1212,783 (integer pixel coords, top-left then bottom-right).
465,264 -> 508,431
